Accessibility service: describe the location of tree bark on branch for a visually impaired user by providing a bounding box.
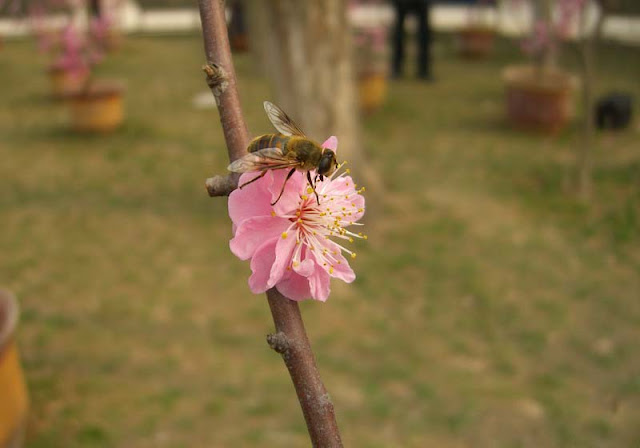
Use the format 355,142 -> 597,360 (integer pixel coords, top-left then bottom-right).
196,1 -> 343,446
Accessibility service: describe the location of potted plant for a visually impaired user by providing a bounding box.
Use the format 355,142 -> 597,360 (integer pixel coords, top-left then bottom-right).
458,0 -> 496,59
353,24 -> 389,114
59,18 -> 124,132
0,290 -> 29,448
31,0 -> 124,131
45,25 -> 92,98
502,0 -> 581,134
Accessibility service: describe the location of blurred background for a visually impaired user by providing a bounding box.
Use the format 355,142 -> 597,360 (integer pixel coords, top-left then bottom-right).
1,0 -> 639,446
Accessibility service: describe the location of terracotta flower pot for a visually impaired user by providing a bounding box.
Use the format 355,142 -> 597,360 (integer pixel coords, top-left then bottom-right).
358,72 -> 387,115
459,27 -> 495,59
503,65 -> 578,134
68,82 -> 124,133
49,66 -> 90,99
0,290 -> 29,448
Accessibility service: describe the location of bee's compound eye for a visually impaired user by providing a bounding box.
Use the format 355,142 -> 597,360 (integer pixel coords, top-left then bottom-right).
318,155 -> 332,175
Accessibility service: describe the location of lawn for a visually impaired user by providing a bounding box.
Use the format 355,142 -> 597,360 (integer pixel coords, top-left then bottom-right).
1,33 -> 639,447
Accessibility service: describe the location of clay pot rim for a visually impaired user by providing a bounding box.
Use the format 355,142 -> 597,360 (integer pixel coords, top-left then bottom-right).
0,290 -> 18,356
48,65 -> 90,75
503,64 -> 579,93
67,80 -> 125,100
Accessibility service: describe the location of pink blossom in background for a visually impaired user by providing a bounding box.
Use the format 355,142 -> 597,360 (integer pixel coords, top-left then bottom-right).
518,0 -> 589,56
228,137 -> 366,302
89,14 -> 113,45
521,20 -> 553,56
51,24 -> 88,72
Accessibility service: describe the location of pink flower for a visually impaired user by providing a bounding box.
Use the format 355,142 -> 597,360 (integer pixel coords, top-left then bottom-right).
228,137 -> 366,302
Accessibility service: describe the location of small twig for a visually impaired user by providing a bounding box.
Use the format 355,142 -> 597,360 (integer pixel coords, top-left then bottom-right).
196,0 -> 343,446
266,331 -> 290,356
205,173 -> 239,197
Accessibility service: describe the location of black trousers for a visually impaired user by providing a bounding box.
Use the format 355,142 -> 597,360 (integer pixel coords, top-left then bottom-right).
391,1 -> 432,78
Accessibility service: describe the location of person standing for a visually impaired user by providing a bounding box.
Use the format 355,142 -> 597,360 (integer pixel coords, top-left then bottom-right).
391,0 -> 433,80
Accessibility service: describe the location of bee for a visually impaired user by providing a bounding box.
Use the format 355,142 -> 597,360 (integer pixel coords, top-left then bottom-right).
228,101 -> 339,205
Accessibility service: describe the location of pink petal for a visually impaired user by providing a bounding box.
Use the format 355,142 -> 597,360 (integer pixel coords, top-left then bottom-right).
308,239 -> 355,283
267,230 -> 297,288
228,171 -> 274,225
248,239 -> 277,294
276,271 -> 312,301
320,241 -> 356,282
293,257 -> 315,277
271,170 -> 306,216
308,267 -> 331,302
230,216 -> 288,260
321,136 -> 338,152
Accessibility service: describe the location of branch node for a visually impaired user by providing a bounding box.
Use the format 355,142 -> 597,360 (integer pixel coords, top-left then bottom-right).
267,332 -> 290,356
202,62 -> 229,101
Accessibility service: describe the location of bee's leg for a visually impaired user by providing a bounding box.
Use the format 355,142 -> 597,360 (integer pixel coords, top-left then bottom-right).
271,168 -> 296,206
238,170 -> 267,189
307,171 -> 320,205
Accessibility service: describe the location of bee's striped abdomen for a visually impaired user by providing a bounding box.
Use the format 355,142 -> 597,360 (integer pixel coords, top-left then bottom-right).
248,134 -> 291,153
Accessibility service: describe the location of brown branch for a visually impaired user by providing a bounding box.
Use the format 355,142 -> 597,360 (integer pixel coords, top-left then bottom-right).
205,173 -> 239,197
196,1 -> 343,446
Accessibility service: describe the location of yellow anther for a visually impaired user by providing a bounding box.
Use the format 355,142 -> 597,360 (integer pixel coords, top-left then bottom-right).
293,261 -> 299,267
301,195 -> 308,201
281,232 -> 288,239
363,235 -> 368,240
297,219 -> 302,224
271,210 -> 276,217
349,238 -> 354,243
329,266 -> 334,274
296,210 -> 301,216
307,187 -> 313,194
351,253 -> 357,259
346,168 -> 351,174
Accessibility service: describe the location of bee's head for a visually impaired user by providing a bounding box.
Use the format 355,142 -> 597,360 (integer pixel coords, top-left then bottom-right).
318,148 -> 338,177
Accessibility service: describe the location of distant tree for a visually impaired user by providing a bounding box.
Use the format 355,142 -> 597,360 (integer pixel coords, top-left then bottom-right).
246,1 -> 365,169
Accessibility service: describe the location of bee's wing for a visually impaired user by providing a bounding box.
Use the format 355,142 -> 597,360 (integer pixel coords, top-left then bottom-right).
264,101 -> 306,137
227,147 -> 299,173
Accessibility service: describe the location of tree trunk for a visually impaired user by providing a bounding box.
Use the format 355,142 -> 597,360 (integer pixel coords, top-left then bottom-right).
247,0 -> 363,168
577,1 -> 606,201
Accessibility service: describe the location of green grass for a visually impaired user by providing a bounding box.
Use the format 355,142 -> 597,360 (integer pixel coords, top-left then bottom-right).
1,33 -> 639,447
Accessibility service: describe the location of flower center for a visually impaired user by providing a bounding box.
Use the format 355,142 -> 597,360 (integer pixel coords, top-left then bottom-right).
279,165 -> 366,273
